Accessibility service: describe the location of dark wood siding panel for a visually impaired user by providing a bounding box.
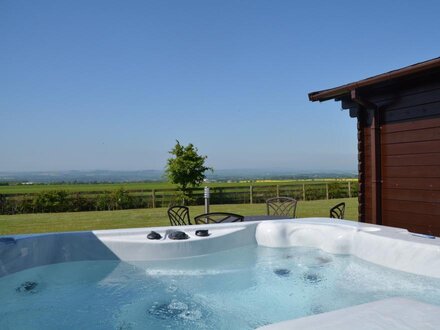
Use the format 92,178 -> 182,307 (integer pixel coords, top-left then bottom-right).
382,199 -> 440,216
383,100 -> 440,123
381,116 -> 440,134
365,78 -> 440,105
383,153 -> 440,166
381,116 -> 440,235
382,126 -> 440,144
382,140 -> 440,155
381,88 -> 440,111
382,211 -> 440,229
382,188 -> 440,203
383,178 -> 440,190
382,165 -> 440,178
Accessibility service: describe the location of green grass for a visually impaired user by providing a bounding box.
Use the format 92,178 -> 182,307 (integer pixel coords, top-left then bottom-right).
0,198 -> 357,235
0,179 -> 357,194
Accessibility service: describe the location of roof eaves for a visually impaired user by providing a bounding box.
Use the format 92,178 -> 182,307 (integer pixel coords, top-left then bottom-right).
308,57 -> 440,102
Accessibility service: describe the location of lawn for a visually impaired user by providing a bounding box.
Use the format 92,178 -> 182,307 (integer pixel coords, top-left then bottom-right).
0,198 -> 357,235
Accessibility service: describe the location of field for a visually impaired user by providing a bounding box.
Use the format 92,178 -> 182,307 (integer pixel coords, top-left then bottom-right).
0,179 -> 357,195
0,198 -> 357,235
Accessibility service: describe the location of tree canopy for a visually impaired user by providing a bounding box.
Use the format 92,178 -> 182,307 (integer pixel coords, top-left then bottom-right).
165,141 -> 212,204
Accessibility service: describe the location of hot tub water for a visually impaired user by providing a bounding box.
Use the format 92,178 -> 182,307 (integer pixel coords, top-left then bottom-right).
1,245 -> 440,329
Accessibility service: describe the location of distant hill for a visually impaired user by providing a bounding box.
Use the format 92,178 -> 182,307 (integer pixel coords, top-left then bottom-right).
0,170 -> 163,184
206,169 -> 357,182
0,169 -> 357,184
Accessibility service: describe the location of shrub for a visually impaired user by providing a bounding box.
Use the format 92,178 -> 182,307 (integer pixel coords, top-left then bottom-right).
0,194 -> 6,213
95,192 -> 113,211
350,182 -> 359,197
69,193 -> 94,212
111,188 -> 133,210
33,190 -> 70,213
304,184 -> 326,200
16,197 -> 35,214
328,182 -> 347,199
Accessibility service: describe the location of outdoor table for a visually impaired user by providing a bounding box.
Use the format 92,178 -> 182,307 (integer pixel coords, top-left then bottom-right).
243,215 -> 292,222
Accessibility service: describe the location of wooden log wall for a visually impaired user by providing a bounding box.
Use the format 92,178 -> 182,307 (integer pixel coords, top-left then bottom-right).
358,74 -> 440,235
381,117 -> 440,236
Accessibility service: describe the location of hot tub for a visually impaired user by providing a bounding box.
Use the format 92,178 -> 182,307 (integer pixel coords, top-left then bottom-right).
1,219 -> 440,329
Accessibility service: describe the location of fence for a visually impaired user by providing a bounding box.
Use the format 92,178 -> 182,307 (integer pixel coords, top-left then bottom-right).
0,181 -> 358,215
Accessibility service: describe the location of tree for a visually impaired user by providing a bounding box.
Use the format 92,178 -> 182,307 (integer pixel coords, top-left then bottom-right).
165,141 -> 213,204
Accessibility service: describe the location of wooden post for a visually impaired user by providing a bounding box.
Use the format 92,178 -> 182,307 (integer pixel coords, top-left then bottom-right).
276,185 -> 280,197
152,189 -> 156,208
348,181 -> 352,198
369,107 -> 382,225
325,183 -> 329,200
351,91 -> 382,225
249,185 -> 253,204
302,184 -> 306,201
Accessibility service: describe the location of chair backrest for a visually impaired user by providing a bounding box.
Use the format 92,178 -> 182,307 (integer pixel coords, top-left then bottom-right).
330,202 -> 345,219
194,212 -> 244,224
167,206 -> 191,226
266,197 -> 297,218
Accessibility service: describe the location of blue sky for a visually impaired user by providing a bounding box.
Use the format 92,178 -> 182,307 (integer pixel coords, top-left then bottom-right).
1,0 -> 440,172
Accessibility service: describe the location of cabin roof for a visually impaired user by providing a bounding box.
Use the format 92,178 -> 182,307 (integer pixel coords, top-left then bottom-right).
308,57 -> 440,102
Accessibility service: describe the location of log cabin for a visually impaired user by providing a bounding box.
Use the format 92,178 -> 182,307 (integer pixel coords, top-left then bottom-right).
309,57 -> 440,236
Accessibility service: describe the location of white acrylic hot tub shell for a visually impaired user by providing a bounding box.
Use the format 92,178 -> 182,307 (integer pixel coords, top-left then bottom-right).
1,218 -> 440,329
95,223 -> 258,260
257,297 -> 440,330
255,219 -> 440,278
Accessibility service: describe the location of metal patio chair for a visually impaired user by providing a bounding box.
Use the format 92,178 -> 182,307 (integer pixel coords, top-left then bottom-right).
194,212 -> 244,224
266,197 -> 297,218
167,206 -> 191,226
330,202 -> 345,219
